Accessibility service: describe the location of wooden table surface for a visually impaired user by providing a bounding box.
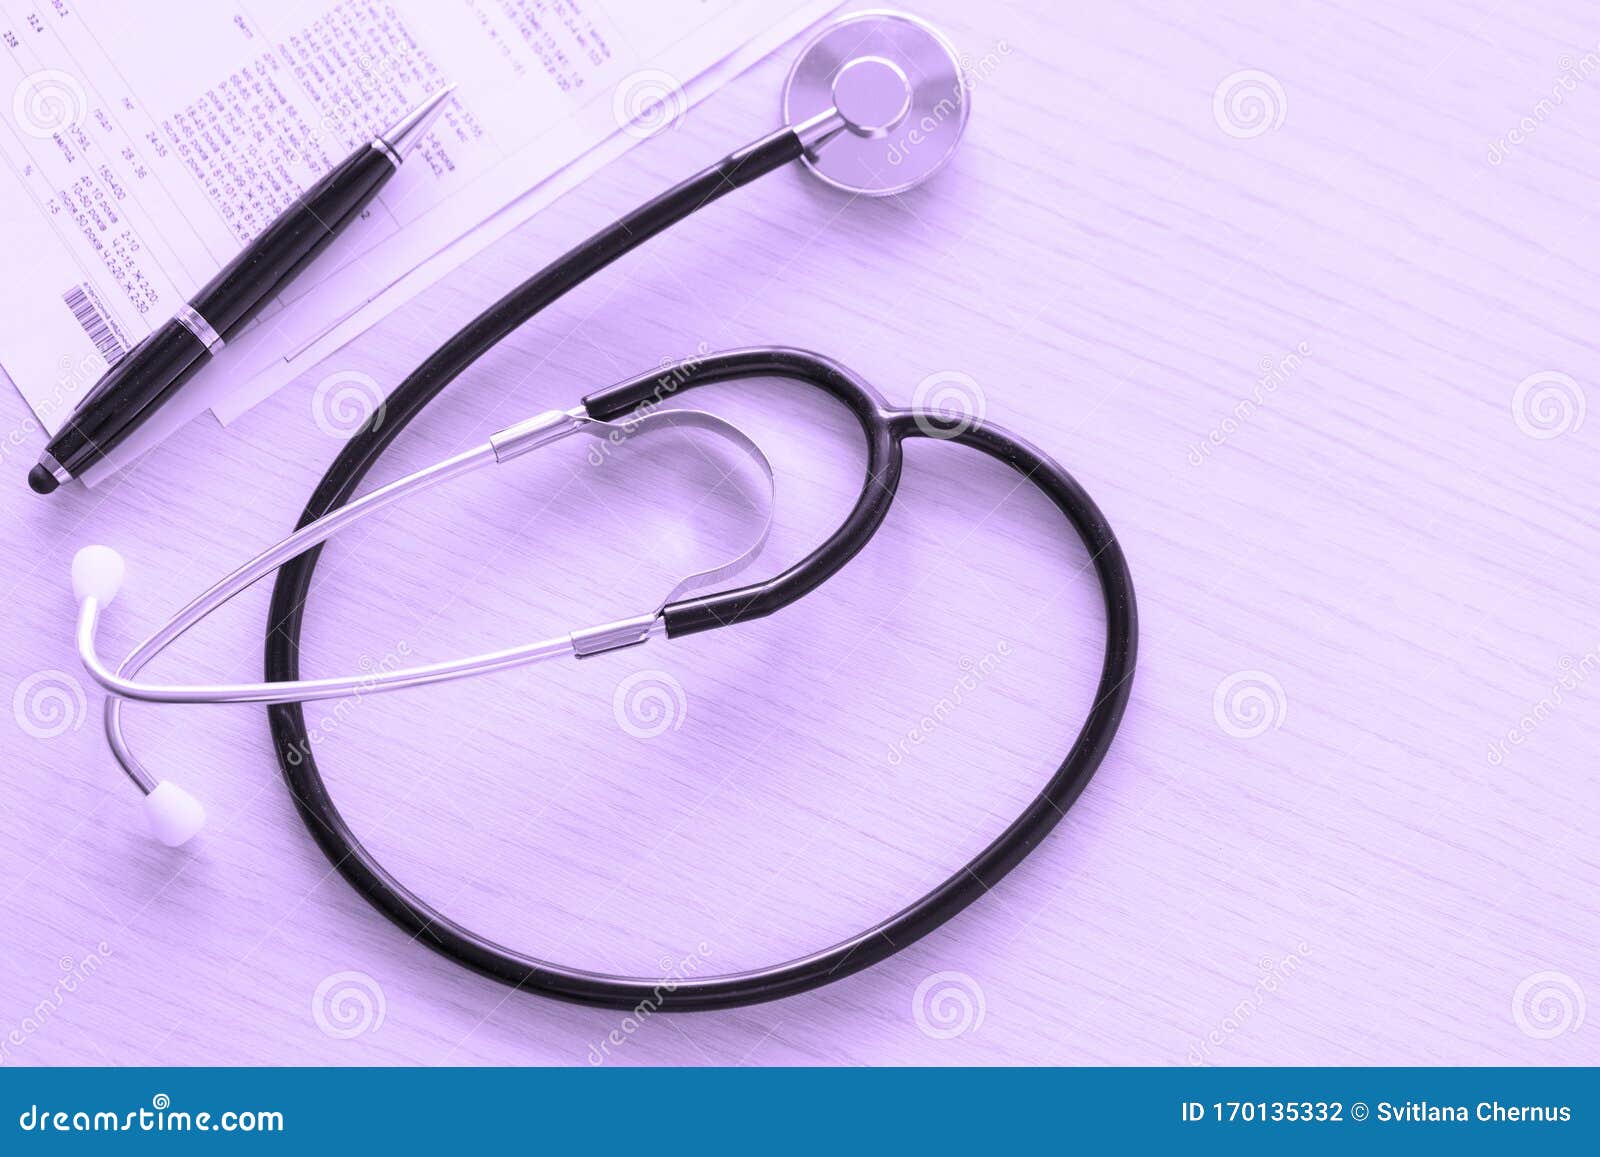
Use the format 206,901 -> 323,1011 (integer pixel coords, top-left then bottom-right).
2,0 -> 1597,1066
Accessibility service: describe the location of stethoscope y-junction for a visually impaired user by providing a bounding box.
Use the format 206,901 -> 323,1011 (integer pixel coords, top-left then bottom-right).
68,11 -> 1138,1011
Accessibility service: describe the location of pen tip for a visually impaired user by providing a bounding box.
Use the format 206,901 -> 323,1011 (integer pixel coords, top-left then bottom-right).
378,84 -> 457,162
28,463 -> 59,494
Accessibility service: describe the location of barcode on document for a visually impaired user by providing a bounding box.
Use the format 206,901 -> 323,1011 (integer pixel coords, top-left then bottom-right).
61,285 -> 129,366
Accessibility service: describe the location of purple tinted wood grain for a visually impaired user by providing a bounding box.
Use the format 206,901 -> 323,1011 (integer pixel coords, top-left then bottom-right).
0,0 -> 1594,1065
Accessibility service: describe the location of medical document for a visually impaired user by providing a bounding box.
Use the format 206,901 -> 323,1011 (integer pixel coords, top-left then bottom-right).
0,0 -> 831,470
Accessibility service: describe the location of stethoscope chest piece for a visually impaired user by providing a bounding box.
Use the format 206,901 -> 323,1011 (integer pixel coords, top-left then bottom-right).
783,9 -> 969,196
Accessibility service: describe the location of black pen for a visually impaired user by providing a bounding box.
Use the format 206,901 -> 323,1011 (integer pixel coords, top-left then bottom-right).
29,85 -> 456,494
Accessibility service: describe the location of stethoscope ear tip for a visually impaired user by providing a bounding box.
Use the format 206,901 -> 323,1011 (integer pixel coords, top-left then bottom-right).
144,781 -> 206,847
72,544 -> 125,607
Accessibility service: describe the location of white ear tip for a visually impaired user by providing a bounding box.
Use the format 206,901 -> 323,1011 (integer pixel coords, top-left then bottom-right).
72,545 -> 125,605
143,781 -> 206,847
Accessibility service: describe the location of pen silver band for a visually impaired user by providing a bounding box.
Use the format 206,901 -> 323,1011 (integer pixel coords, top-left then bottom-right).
174,305 -> 224,354
38,451 -> 70,486
370,137 -> 402,168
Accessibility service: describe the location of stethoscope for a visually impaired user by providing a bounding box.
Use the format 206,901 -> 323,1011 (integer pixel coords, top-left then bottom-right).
68,11 -> 1137,1011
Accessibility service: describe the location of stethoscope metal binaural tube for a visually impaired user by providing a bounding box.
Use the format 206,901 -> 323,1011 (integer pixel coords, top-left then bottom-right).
82,407 -> 774,806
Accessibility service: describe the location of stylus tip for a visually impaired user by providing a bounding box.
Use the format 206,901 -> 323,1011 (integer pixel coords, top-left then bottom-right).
28,463 -> 58,494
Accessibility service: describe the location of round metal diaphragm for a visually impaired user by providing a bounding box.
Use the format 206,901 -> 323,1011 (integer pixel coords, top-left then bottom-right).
783,10 -> 969,196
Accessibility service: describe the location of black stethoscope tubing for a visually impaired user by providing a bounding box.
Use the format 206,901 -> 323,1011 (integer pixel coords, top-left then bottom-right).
264,127 -> 1138,1011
